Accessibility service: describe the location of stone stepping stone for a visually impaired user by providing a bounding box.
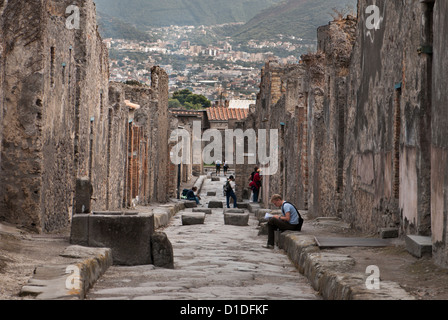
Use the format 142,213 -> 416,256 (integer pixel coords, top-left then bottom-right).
224,208 -> 245,213
183,201 -> 197,208
181,213 -> 206,225
208,201 -> 223,208
192,208 -> 212,214
224,213 -> 249,226
236,202 -> 249,209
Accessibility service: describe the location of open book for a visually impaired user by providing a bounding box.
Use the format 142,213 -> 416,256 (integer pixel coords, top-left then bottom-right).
264,213 -> 275,220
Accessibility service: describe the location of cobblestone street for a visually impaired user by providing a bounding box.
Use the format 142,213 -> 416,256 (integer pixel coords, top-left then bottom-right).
86,176 -> 320,301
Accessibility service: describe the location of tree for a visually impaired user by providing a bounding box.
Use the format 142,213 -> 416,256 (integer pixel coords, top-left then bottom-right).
168,99 -> 182,109
172,89 -> 193,106
171,89 -> 211,110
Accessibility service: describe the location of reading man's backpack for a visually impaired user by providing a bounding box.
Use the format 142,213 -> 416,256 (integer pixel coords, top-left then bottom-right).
282,202 -> 304,231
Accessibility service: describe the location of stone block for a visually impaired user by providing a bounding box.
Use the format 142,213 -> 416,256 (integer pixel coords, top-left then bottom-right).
225,208 -> 245,213
258,222 -> 268,235
182,213 -> 206,225
183,201 -> 198,208
224,213 -> 250,226
70,214 -> 90,246
380,227 -> 399,239
405,235 -> 432,258
92,211 -> 123,215
247,202 -> 261,213
193,208 -> 212,214
207,191 -> 216,196
74,178 -> 93,214
123,211 -> 139,216
151,232 -> 174,269
82,215 -> 154,266
236,202 -> 249,209
208,201 -> 223,208
211,177 -> 220,181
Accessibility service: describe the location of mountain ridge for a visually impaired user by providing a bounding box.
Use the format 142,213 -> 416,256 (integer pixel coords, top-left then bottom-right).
93,0 -> 283,28
232,0 -> 357,42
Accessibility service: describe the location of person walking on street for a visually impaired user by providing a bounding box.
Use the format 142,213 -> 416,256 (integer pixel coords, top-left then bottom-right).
225,175 -> 238,208
264,194 -> 303,249
223,161 -> 229,176
216,160 -> 222,176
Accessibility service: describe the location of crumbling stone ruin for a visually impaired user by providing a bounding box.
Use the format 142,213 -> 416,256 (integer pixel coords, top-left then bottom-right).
236,0 -> 448,269
2,0 -> 448,272
0,0 -> 171,233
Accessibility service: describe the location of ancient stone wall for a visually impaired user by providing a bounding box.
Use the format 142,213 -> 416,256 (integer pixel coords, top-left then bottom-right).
122,67 -> 170,206
0,0 -> 80,232
235,62 -> 308,210
241,0 -> 448,268
150,66 -> 170,203
0,0 -> 5,178
106,83 -> 129,210
0,0 -> 171,233
344,0 -> 431,235
431,0 -> 448,267
307,17 -> 356,220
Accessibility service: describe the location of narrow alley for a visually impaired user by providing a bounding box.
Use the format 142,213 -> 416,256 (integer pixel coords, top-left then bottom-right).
86,174 -> 320,301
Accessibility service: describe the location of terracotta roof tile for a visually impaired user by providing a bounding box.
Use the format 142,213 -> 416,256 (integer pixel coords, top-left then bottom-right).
169,109 -> 203,117
206,107 -> 249,121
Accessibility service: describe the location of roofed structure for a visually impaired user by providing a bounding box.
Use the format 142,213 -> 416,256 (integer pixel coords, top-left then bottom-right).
206,107 -> 249,122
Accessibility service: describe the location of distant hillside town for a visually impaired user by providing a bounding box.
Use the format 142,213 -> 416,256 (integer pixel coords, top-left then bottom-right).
103,23 -> 309,103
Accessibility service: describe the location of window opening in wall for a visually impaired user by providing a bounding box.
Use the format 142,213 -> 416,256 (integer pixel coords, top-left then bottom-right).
421,0 -> 434,53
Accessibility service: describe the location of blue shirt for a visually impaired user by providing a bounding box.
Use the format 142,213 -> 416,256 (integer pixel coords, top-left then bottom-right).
282,202 -> 299,225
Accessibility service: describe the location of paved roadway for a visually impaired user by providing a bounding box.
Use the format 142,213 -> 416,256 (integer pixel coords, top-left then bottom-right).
86,176 -> 320,301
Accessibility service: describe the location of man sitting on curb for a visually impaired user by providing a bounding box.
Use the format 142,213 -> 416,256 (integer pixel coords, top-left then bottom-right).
186,187 -> 201,205
264,194 -> 303,249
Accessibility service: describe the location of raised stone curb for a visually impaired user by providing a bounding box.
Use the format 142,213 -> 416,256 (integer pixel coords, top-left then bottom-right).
278,231 -> 416,300
19,183 -> 199,300
154,202 -> 186,229
20,246 -> 112,300
194,175 -> 207,194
